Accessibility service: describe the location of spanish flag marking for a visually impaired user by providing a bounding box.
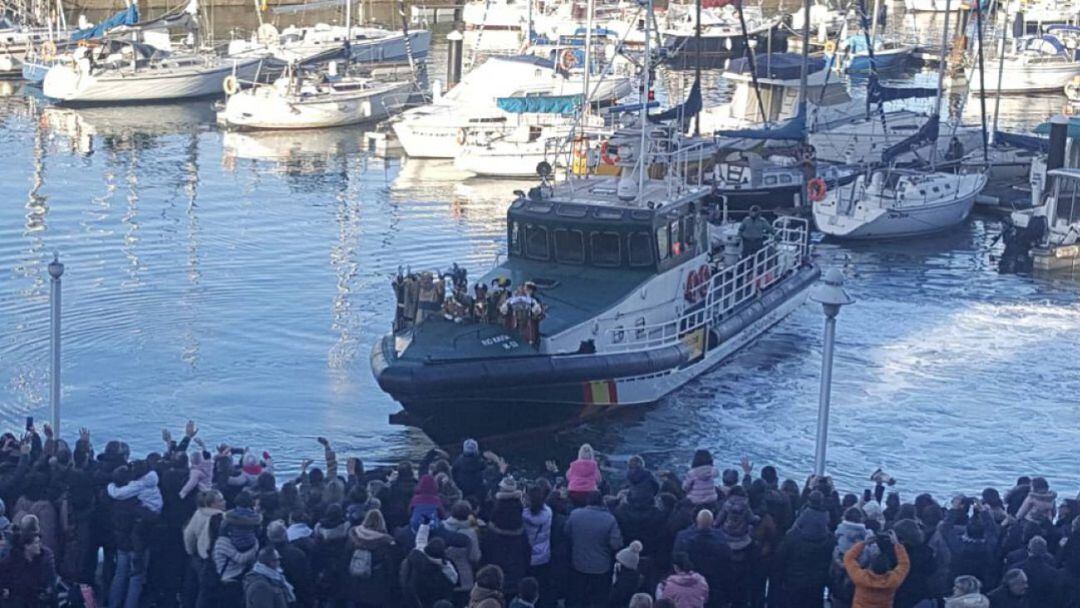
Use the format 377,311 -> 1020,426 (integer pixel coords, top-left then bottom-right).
583,380 -> 618,405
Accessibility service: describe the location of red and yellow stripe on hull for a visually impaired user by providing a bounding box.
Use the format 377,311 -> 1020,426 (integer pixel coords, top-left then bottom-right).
580,380 -> 618,418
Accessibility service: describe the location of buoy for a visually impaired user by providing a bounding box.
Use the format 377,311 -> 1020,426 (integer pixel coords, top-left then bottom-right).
223,75 -> 240,96
600,140 -> 620,165
455,128 -> 468,146
824,39 -> 837,55
808,177 -> 828,202
559,49 -> 578,71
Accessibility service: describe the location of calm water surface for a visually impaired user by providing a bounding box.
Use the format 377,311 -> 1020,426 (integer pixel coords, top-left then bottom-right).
0,28 -> 1078,499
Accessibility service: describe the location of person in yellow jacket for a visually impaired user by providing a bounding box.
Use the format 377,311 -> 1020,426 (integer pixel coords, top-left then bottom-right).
843,532 -> 910,608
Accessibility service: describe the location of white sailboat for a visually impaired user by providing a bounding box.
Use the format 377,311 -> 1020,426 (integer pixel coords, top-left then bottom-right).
813,169 -> 986,238
227,23 -> 430,65
968,31 -> 1080,93
219,64 -> 410,130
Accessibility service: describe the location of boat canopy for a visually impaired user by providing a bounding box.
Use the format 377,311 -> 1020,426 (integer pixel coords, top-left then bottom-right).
727,52 -> 826,80
1020,35 -> 1068,57
714,104 -> 806,140
867,74 -> 937,104
994,131 -> 1049,152
1033,117 -> 1080,139
72,4 -> 139,41
882,115 -> 939,164
496,94 -> 582,114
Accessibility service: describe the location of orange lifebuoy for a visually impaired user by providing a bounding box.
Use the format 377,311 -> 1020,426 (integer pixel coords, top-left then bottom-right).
600,140 -> 620,165
808,177 -> 828,202
559,48 -> 578,71
684,264 -> 711,303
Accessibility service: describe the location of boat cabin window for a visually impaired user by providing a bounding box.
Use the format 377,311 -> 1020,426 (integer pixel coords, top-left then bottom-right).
524,224 -> 550,261
764,176 -> 777,186
656,225 -> 670,261
554,229 -> 585,264
591,232 -> 622,267
628,232 -> 654,267
510,222 -> 522,255
1053,177 -> 1080,225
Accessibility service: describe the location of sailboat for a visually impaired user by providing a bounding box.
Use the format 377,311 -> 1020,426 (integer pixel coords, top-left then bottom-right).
0,0 -> 82,77
42,1 -> 270,103
814,5 -> 988,239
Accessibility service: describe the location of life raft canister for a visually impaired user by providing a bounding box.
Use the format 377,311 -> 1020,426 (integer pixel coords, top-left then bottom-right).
808,177 -> 828,202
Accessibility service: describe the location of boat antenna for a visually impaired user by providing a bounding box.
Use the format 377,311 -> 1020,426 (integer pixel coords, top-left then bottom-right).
584,0 -> 595,117
798,0 -> 811,208
344,0 -> 352,69
972,0 -> 989,162
398,0 -> 429,101
989,0 -> 1012,142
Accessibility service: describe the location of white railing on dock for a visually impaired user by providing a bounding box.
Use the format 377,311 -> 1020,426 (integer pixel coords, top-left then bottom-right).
601,217 -> 809,353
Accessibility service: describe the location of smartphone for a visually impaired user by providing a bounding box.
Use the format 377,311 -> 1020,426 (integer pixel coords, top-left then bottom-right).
24,416 -> 32,431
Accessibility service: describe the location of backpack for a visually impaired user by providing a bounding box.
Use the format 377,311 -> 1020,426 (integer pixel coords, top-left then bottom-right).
349,548 -> 373,578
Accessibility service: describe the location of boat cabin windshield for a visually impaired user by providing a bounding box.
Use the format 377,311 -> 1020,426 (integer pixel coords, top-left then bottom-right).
1050,174 -> 1080,226
507,197 -> 706,272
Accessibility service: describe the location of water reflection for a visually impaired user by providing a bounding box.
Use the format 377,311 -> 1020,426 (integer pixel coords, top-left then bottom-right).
221,127 -> 366,176
40,101 -> 215,156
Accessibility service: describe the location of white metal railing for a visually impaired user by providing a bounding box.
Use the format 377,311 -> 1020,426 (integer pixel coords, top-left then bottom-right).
601,217 -> 810,353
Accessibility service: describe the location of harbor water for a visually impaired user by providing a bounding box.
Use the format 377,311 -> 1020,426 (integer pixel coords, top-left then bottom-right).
0,25 -> 1079,498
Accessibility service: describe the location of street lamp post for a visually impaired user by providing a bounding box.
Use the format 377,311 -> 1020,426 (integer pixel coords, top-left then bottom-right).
809,268 -> 853,477
48,253 -> 64,437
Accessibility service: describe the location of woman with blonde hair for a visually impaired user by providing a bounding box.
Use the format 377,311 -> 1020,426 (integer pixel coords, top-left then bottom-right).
346,509 -> 399,608
567,444 -> 602,508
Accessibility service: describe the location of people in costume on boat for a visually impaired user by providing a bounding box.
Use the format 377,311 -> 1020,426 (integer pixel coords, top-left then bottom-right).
487,277 -> 512,325
416,272 -> 445,323
500,282 -> 545,346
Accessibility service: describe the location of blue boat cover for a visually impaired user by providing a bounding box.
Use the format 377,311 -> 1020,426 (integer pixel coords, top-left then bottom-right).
994,131 -> 1049,152
715,104 -> 807,141
867,73 -> 937,104
1033,117 -> 1080,139
882,115 -> 939,164
648,77 -> 702,124
72,4 -> 139,41
1023,35 -> 1067,56
496,94 -> 582,114
727,53 -> 827,80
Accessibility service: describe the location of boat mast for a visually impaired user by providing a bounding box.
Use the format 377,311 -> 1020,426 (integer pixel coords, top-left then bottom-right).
989,0 -> 1012,144
344,0 -> 351,68
584,0 -> 594,116
869,0 -> 880,42
693,0 -> 701,136
972,0 -> 989,161
638,0 -> 653,201
929,0 -> 951,170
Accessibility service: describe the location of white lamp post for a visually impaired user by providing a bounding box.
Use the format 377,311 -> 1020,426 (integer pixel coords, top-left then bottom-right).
809,267 -> 853,477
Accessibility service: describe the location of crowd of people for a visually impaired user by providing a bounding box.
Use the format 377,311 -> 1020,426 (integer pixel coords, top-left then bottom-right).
0,421 -> 1075,608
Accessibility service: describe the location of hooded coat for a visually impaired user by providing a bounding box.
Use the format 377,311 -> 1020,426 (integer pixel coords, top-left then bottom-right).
835,521 -> 872,559
893,541 -> 937,608
400,548 -> 456,608
656,571 -> 710,608
986,585 -> 1030,608
443,516 -> 481,592
452,453 -> 486,502
844,541 -> 911,608
682,466 -> 719,506
1016,490 -> 1056,524
779,509 -> 836,593
521,504 -> 552,566
944,593 -> 991,608
567,459 -> 602,494
480,522 -> 532,592
468,584 -> 505,608
673,526 -> 733,607
346,525 -> 399,606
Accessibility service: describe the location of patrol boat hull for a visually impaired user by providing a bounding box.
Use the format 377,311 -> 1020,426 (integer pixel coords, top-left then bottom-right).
372,264 -> 819,441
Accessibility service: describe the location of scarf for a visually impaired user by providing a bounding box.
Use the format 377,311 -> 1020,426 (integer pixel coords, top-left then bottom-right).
252,562 -> 296,604
286,523 -> 313,542
227,524 -> 258,553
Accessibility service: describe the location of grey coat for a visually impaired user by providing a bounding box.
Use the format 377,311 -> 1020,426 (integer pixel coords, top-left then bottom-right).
564,505 -> 623,575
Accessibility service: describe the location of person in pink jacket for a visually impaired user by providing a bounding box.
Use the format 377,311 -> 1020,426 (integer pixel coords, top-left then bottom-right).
656,552 -> 710,608
682,450 -> 719,508
567,444 -> 602,507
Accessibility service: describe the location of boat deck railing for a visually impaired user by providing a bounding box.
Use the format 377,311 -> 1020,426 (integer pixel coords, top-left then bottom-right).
601,216 -> 810,353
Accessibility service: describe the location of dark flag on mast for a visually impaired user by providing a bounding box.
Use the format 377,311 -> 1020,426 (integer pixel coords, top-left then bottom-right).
648,78 -> 703,131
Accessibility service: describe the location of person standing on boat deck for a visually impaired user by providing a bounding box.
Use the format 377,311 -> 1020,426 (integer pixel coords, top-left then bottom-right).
739,206 -> 774,259
488,278 -> 512,325
416,272 -> 445,324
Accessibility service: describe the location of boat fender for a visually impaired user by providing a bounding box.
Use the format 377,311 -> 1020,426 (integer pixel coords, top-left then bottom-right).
456,127 -> 467,145
600,140 -> 620,165
559,48 -> 578,71
41,40 -> 56,61
808,177 -> 827,202
223,75 -> 240,96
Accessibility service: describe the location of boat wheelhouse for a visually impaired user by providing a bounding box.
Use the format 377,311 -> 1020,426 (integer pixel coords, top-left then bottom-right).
371,129 -> 818,440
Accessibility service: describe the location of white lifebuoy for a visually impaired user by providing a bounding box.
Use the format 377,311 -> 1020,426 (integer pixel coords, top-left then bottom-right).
223,75 -> 240,96
455,127 -> 467,145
